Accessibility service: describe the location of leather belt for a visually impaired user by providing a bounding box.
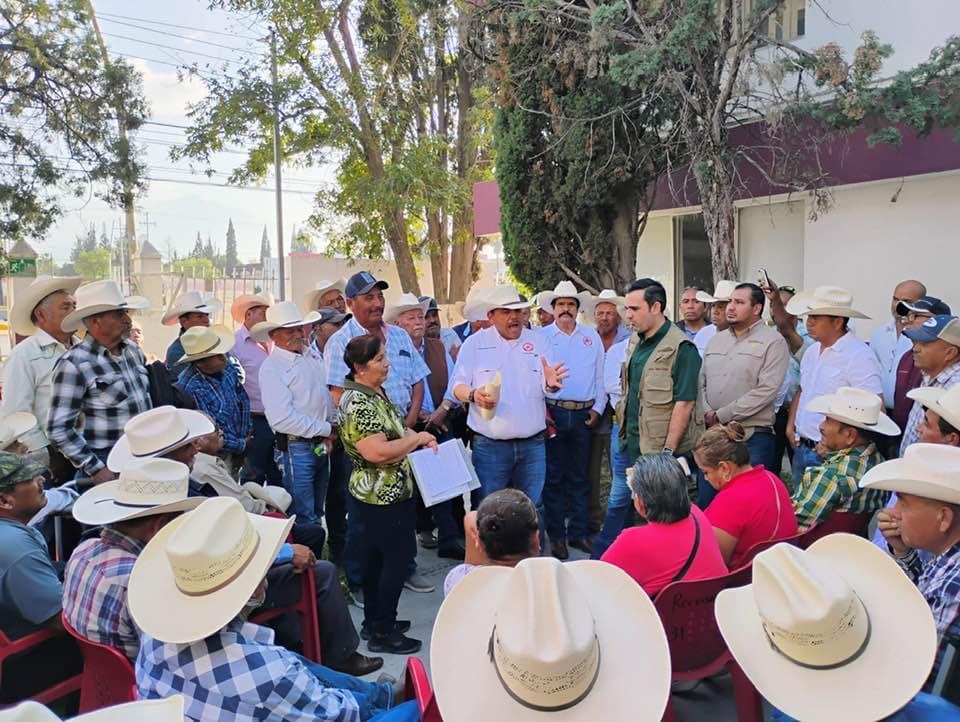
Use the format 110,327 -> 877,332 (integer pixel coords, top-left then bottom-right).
287,434 -> 326,444
545,399 -> 594,411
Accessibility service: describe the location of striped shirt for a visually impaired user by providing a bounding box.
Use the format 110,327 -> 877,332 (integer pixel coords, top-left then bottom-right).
791,442 -> 888,528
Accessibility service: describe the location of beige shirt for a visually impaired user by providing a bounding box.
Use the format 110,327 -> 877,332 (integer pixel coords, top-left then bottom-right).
191,453 -> 268,514
700,320 -> 789,431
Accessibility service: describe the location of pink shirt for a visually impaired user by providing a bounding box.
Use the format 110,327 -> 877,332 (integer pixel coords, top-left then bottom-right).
601,505 -> 727,597
232,326 -> 272,414
705,465 -> 798,569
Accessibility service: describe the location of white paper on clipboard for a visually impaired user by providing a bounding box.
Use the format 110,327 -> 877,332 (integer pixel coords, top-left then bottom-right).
408,438 -> 480,507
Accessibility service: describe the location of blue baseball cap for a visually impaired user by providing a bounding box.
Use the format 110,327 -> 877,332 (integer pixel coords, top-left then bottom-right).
904,315 -> 960,345
896,296 -> 952,318
344,271 -> 389,299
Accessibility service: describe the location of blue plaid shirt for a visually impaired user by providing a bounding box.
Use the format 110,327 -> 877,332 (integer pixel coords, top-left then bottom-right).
178,357 -> 251,454
136,620 -> 361,721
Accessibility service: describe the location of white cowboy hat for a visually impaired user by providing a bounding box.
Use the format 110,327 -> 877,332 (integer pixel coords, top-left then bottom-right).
477,284 -> 531,314
695,280 -> 737,304
785,285 -> 870,319
250,301 -> 321,343
860,443 -> 960,505
532,291 -> 554,316
0,696 -> 185,722
302,278 -> 346,313
176,324 -> 236,364
585,288 -> 624,315
805,386 -> 900,436
10,275 -> 83,337
107,406 -> 215,472
537,280 -> 593,314
907,384 -> 960,434
72,458 -> 204,527
0,412 -> 37,450
161,291 -> 222,326
384,292 -> 431,324
462,287 -> 491,323
242,482 -> 292,514
61,280 -> 150,333
128,496 -> 293,644
230,293 -> 274,324
716,536 -> 936,722
431,557 -> 670,722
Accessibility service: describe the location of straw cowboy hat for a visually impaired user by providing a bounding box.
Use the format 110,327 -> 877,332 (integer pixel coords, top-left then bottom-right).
72,458 -> 203,527
537,280 -> 593,313
176,324 -> 235,364
129,496 -> 294,643
907,384 -> 960,434
805,386 -> 900,436
477,285 -> 532,314
462,287 -> 491,323
431,557 -> 670,722
0,696 -> 185,722
250,301 -> 321,343
696,280 -> 737,303
716,536 -> 936,722
302,278 -> 346,312
107,406 -> 215,472
785,285 -> 870,319
585,288 -> 625,314
61,280 -> 150,334
161,290 -> 222,326
860,443 -> 960,505
230,293 -> 274,324
384,292 -> 431,324
10,275 -> 83,337
0,412 -> 37,450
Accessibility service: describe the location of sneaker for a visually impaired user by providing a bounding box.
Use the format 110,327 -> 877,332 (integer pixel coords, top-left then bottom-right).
417,530 -> 438,549
360,619 -> 412,641
348,586 -> 364,609
403,573 -> 435,593
368,630 -> 422,655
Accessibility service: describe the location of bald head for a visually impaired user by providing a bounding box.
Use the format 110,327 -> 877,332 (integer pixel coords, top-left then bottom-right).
891,279 -> 926,319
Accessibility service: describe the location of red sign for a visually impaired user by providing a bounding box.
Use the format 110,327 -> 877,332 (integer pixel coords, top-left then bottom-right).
522,342 -> 534,352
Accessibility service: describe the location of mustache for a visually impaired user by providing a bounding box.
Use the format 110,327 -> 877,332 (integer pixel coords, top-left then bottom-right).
559,311 -> 574,318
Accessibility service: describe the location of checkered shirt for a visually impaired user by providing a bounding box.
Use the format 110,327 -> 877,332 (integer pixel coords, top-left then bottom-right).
47,335 -> 151,476
898,543 -> 960,688
62,528 -> 144,662
136,620 -> 361,721
900,362 -> 960,456
791,442 -> 888,528
178,357 -> 252,454
324,318 -> 430,415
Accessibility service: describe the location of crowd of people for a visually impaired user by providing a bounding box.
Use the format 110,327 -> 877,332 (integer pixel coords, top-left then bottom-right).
0,265 -> 959,721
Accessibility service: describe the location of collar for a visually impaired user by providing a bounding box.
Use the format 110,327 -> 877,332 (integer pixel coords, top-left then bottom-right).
346,316 -> 386,338
100,527 -> 146,555
548,321 -> 580,337
31,328 -> 75,348
236,325 -> 252,343
925,361 -> 960,387
825,442 -> 876,462
932,541 -> 960,567
269,346 -> 302,363
639,318 -> 671,347
83,333 -> 131,356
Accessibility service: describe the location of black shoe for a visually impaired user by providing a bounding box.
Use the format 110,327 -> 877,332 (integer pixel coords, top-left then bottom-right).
569,537 -> 594,554
438,542 -> 466,560
551,540 -> 569,560
360,619 -> 412,641
368,630 -> 422,655
326,651 -> 384,676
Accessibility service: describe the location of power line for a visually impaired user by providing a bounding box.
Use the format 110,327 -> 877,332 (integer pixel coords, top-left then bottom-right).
98,17 -> 260,54
147,176 -> 317,195
97,11 -> 265,43
103,32 -> 245,64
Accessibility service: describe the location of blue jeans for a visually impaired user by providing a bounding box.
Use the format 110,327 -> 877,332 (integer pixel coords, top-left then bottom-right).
791,443 -> 823,493
591,425 -> 637,559
544,407 -> 593,543
304,658 -> 420,721
697,430 -> 777,508
471,433 -> 546,506
282,440 -> 330,524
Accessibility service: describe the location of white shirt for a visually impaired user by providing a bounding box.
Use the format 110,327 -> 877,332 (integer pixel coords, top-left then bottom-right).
259,347 -> 335,438
449,326 -> 548,440
693,324 -> 717,356
541,323 -> 607,414
869,321 -> 914,409
440,327 -> 461,356
796,331 -> 884,441
1,330 -> 77,450
604,339 -> 629,409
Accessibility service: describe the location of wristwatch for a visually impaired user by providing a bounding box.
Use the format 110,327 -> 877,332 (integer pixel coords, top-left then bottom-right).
662,447 -> 675,456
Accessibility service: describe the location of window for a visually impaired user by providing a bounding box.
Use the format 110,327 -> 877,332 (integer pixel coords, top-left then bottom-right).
796,7 -> 806,38
674,214 -> 713,310
750,0 -> 806,42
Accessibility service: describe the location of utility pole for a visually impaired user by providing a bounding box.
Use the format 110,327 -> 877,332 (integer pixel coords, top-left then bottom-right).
270,28 -> 286,300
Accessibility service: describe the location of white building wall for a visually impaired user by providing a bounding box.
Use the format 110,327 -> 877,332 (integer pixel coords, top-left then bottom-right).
738,200 -> 806,289
636,215 -> 676,308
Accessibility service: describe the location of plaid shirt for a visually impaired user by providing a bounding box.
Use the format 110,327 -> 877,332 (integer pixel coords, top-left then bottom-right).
47,335 -> 151,476
178,357 -> 251,454
900,362 -> 960,456
791,442 -> 888,528
898,543 -> 960,687
136,620 -> 361,721
62,528 -> 144,662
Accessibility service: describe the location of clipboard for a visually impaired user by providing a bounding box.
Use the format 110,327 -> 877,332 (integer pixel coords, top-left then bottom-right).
408,438 -> 481,507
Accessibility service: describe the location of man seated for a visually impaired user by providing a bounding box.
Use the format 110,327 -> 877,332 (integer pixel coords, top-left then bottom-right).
130,497 -> 420,721
792,387 -> 897,530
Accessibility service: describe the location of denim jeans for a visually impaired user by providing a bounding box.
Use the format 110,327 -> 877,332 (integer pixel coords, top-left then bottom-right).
304,658 -> 420,721
544,407 -> 593,543
791,443 -> 823,493
591,425 -> 637,559
242,414 -> 283,485
326,442 -> 352,566
697,429 -> 777,508
471,433 -> 546,505
282,440 -> 330,524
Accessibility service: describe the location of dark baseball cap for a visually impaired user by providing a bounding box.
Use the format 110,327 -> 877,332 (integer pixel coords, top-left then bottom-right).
419,295 -> 439,312
896,296 -> 952,318
904,315 -> 960,346
345,272 -> 389,299
316,308 -> 349,325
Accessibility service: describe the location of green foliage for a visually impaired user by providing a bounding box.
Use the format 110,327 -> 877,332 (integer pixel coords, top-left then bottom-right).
291,228 -> 318,253
172,256 -> 218,277
74,248 -> 112,280
224,219 -> 238,272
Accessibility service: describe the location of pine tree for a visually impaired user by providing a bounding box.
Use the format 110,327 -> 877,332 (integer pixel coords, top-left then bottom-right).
224,218 -> 238,273
259,226 -> 270,265
80,224 -> 97,253
192,232 -> 204,258
98,222 -> 111,250
204,234 -> 215,260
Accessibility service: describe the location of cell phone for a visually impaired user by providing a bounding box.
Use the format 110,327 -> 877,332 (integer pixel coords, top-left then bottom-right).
757,268 -> 772,290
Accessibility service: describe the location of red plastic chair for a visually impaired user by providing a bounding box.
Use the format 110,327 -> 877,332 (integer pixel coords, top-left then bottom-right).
797,511 -> 872,549
0,628 -> 81,707
251,564 -> 322,663
735,530 -> 805,568
61,616 -> 136,713
405,657 -> 443,722
653,565 -> 763,722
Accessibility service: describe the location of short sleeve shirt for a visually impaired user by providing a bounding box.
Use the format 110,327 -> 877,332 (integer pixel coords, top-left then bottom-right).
0,518 -> 62,638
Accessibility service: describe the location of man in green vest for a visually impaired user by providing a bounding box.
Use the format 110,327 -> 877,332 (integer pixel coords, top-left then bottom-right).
592,278 -> 704,558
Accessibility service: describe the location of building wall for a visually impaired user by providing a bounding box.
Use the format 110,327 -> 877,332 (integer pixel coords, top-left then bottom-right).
636,215 -> 676,309
738,200 -> 805,290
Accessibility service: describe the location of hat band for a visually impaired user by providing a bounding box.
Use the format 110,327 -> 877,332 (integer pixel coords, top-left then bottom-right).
185,336 -> 223,357
131,428 -> 192,459
173,524 -> 260,597
761,596 -> 872,670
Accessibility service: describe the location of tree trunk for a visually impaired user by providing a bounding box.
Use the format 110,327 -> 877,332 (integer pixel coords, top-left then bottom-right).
609,189 -> 640,291
387,207 -> 421,294
692,148 -> 739,284
428,211 -> 449,302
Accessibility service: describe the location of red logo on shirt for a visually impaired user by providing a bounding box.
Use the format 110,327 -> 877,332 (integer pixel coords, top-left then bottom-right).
522,342 -> 534,352
583,336 -> 593,347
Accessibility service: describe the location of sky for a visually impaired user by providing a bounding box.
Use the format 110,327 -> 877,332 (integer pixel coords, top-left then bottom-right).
37,0 -> 336,265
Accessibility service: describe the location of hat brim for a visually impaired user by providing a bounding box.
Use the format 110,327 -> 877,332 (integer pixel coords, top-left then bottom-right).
907,387 -> 960,435
716,534 -> 936,722
346,279 -> 389,299
71,480 -> 205,526
10,277 -> 84,337
302,279 -> 347,312
230,295 -> 273,324
860,454 -> 960,505
430,560 -> 671,722
73,695 -> 185,722
177,327 -> 236,364
128,510 -> 293,644
904,326 -> 943,344
0,412 -> 38,448
784,294 -> 870,319
161,302 -> 221,326
585,295 -> 625,314
384,300 -> 431,324
538,290 -> 593,315
61,296 -> 150,333
250,311 -> 322,343
695,291 -> 731,304
805,396 -> 901,436
107,409 -> 215,472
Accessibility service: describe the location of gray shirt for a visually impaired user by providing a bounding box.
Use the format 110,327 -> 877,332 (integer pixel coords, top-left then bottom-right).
0,517 -> 62,639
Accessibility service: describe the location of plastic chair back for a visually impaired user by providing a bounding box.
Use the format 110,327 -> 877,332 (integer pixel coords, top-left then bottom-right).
61,616 -> 136,713
798,511 -> 872,549
405,657 -> 442,722
251,565 -> 322,662
736,530 -> 805,568
0,627 -> 81,707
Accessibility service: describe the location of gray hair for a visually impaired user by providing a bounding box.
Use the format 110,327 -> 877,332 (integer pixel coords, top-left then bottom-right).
30,290 -> 67,324
627,453 -> 691,524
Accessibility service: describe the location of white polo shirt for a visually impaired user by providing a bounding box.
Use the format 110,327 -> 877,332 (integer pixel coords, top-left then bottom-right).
541,323 -> 607,414
796,331 -> 883,441
449,326 -> 548,440
604,339 -> 629,409
869,321 -> 914,409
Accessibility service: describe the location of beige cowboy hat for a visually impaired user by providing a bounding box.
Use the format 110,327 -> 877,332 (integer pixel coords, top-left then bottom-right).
242,482 -> 292,514
907,384 -> 960,434
129,496 -> 294,644
0,412 -> 37,450
107,406 -> 215,472
302,278 -> 346,313
72,458 -> 204,527
477,284 -> 532,314
384,292 -> 431,324
61,280 -> 150,333
176,324 -> 235,364
250,301 -> 321,343
585,288 -> 625,315
860,442 -> 960,505
695,280 -> 737,304
161,291 -> 222,326
537,280 -> 593,314
805,386 -> 900,436
230,293 -> 274,324
431,557 -> 670,722
10,275 -> 83,337
0,696 -> 185,722
785,285 -> 870,319
462,287 -> 491,323
716,536 -> 936,722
